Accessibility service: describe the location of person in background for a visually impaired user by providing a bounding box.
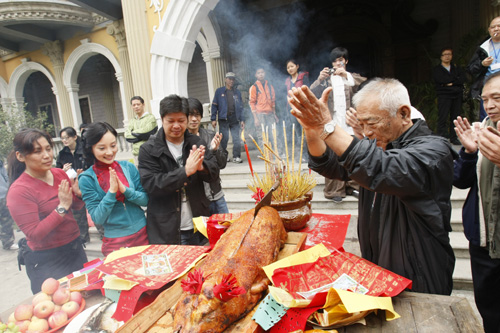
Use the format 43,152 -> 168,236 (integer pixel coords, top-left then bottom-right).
0,160 -> 16,250
7,129 -> 87,293
139,95 -> 219,245
468,16 -> 500,121
79,122 -> 149,256
125,96 -> 158,164
453,72 -> 500,333
249,67 -> 277,147
56,126 -> 90,243
310,47 -> 366,202
285,59 -> 309,161
211,72 -> 244,163
188,97 -> 229,215
288,78 -> 456,295
432,47 -> 465,145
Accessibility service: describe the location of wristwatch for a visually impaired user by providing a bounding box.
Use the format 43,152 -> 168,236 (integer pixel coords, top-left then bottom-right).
55,206 -> 68,215
320,120 -> 336,140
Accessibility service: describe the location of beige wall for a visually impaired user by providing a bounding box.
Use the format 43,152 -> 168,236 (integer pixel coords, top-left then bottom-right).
0,26 -> 119,84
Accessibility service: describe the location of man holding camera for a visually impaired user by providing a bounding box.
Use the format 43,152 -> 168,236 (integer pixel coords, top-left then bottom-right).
310,47 -> 366,202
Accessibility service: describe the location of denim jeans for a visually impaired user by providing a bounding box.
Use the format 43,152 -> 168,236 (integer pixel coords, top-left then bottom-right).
219,113 -> 241,158
209,196 -> 229,215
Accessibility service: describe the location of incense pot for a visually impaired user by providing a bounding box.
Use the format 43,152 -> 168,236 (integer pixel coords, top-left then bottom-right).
271,192 -> 313,231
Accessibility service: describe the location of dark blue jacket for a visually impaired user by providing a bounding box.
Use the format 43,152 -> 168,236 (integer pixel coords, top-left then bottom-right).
453,147 -> 481,246
211,86 -> 243,122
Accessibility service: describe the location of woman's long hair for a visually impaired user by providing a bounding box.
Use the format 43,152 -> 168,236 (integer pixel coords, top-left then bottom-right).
82,122 -> 118,166
7,129 -> 53,183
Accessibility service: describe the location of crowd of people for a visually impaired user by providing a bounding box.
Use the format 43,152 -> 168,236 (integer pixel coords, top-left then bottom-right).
3,15 -> 500,333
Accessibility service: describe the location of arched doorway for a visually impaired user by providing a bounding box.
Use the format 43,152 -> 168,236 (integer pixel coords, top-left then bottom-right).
23,71 -> 59,137
77,54 -> 123,129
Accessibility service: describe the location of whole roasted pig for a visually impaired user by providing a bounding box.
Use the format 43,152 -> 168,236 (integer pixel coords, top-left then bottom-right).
172,206 -> 287,333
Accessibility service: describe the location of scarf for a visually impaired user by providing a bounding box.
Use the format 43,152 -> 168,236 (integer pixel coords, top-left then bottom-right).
93,160 -> 129,202
331,72 -> 355,134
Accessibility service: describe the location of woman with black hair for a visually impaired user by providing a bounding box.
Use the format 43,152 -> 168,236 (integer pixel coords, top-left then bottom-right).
78,122 -> 149,256
56,126 -> 90,242
6,128 -> 87,293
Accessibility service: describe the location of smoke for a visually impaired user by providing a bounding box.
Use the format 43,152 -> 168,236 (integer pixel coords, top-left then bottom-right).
213,1 -> 315,96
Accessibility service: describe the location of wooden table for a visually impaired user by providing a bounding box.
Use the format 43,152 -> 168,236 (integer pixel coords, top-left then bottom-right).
336,291 -> 483,332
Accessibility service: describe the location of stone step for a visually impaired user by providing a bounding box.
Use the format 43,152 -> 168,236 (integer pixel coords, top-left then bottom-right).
450,231 -> 470,259
453,258 -> 473,291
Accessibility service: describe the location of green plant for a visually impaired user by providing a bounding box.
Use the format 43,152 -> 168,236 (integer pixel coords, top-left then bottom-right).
0,103 -> 54,162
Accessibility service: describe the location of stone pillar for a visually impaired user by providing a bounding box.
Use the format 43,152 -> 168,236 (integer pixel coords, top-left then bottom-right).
41,40 -> 75,128
107,20 -> 134,123
202,47 -> 226,101
66,84 -> 82,126
121,1 -> 153,111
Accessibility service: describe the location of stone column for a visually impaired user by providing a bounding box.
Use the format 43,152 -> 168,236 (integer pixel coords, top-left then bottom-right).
41,40 -> 75,128
202,47 -> 226,101
107,20 -> 134,123
121,1 -> 153,111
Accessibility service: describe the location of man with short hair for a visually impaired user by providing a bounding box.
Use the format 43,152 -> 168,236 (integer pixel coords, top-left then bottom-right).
468,16 -> 500,121
249,67 -> 277,147
125,96 -> 158,163
211,72 -> 244,163
139,95 -> 219,245
432,47 -> 465,144
453,72 -> 500,333
288,78 -> 456,295
310,47 -> 366,202
188,97 -> 229,215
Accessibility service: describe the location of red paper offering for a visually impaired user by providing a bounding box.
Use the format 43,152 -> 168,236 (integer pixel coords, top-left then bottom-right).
206,211 -> 245,246
272,249 -> 412,298
300,214 -> 351,252
97,245 -> 209,289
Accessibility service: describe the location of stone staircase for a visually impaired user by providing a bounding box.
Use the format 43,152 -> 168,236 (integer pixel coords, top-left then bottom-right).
84,150 -> 473,291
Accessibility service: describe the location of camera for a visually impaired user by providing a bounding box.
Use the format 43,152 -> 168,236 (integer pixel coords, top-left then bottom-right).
328,68 -> 336,75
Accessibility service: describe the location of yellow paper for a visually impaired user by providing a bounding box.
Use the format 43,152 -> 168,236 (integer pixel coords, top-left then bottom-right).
263,244 -> 331,282
268,286 -> 312,308
192,216 -> 207,237
102,275 -> 138,291
328,289 -> 399,321
104,245 -> 150,264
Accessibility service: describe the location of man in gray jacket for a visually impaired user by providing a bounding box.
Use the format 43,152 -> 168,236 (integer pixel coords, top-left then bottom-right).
288,78 -> 456,295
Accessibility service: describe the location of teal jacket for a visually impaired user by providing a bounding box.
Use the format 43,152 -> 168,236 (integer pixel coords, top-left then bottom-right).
78,161 -> 148,238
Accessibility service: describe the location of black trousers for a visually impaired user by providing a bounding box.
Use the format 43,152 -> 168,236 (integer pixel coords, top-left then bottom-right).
23,237 -> 88,293
469,242 -> 500,333
437,95 -> 462,140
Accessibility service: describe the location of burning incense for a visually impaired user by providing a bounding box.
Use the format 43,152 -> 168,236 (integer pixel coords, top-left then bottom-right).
241,129 -> 254,177
283,121 -> 289,175
292,123 -> 295,173
299,127 -> 304,171
249,134 -> 264,156
263,143 -> 282,161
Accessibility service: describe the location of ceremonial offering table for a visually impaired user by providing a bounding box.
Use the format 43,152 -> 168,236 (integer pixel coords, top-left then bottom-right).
335,291 -> 482,332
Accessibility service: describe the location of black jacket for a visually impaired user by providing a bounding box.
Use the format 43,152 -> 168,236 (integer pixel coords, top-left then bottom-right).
432,63 -> 465,97
55,138 -> 86,170
198,127 -> 227,199
138,129 -> 219,244
468,38 -> 490,99
309,120 -> 457,295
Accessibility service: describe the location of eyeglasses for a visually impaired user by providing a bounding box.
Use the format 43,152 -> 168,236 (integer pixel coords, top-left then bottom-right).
441,53 -> 452,56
